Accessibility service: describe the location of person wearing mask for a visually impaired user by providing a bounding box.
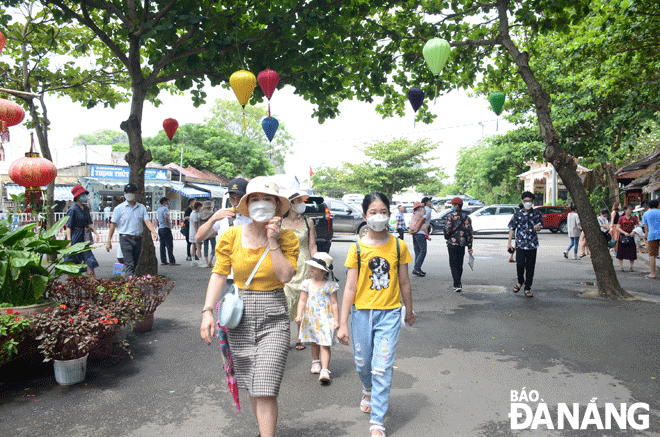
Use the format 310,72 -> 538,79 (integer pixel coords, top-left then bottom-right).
444,197 -> 473,292
195,178 -> 252,243
642,199 -> 660,279
616,204 -> 639,271
422,197 -> 433,231
200,177 -> 299,437
409,201 -> 428,276
199,201 -> 217,268
66,185 -> 100,279
395,204 -> 406,240
507,192 -> 543,297
156,197 -> 179,266
563,204 -> 581,260
106,183 -> 158,277
183,198 -> 196,261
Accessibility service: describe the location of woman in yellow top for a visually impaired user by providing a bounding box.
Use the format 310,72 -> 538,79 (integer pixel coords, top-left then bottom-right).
337,192 -> 417,437
200,177 -> 299,437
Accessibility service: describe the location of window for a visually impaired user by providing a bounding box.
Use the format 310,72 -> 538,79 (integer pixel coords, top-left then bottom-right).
498,207 -> 516,215
480,207 -> 497,216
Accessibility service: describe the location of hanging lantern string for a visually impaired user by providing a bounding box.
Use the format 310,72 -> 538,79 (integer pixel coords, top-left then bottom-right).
268,102 -> 271,119
29,132 -> 35,153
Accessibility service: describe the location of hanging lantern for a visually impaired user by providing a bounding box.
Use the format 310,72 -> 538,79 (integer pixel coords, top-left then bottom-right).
422,38 -> 451,103
8,134 -> 57,204
489,92 -> 506,130
0,31 -> 6,54
262,117 -> 279,142
407,88 -> 425,128
163,118 -> 178,152
0,99 -> 26,143
229,70 -> 257,132
257,69 -> 280,118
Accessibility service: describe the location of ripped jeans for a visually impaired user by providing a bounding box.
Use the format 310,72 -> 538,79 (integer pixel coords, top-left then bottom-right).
350,306 -> 401,426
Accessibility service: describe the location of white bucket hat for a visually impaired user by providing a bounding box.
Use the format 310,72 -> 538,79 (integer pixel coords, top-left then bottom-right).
236,176 -> 290,218
304,252 -> 334,273
288,190 -> 310,202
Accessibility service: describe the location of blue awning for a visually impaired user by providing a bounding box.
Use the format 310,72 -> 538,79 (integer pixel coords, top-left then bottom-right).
169,186 -> 210,198
5,185 -> 75,201
189,183 -> 225,198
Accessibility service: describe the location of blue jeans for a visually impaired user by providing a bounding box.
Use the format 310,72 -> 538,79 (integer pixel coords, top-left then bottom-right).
566,236 -> 579,254
351,306 -> 401,426
412,233 -> 427,272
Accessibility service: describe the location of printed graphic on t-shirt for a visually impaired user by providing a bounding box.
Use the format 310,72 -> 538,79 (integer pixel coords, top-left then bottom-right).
368,256 -> 391,290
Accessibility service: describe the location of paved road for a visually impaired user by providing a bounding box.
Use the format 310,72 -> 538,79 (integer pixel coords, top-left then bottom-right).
1,232 -> 659,436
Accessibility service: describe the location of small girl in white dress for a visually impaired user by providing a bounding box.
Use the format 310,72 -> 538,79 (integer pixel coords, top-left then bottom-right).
295,252 -> 340,384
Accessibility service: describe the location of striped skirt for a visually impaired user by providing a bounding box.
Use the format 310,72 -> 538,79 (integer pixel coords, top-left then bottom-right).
226,289 -> 290,397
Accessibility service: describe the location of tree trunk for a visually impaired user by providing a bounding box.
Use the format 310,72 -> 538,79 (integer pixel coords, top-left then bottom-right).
497,0 -> 630,299
603,162 -> 620,207
121,85 -> 158,277
26,98 -> 56,230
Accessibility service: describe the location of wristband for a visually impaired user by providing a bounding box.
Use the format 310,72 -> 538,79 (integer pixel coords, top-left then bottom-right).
201,306 -> 214,314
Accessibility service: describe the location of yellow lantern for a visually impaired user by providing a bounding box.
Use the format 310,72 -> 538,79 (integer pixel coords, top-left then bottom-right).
230,70 -> 257,132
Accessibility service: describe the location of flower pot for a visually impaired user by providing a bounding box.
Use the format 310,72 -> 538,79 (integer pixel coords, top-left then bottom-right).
53,354 -> 88,386
1,302 -> 51,320
133,313 -> 154,333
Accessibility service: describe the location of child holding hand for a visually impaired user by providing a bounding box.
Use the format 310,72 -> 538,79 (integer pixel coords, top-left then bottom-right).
295,252 -> 340,384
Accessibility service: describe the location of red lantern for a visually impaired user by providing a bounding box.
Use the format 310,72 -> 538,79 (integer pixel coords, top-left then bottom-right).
8,135 -> 57,204
0,99 -> 26,127
0,31 -> 6,54
257,69 -> 280,117
163,118 -> 178,152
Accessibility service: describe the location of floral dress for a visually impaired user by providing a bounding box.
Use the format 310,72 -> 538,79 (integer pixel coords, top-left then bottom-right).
298,279 -> 338,346
283,222 -> 311,320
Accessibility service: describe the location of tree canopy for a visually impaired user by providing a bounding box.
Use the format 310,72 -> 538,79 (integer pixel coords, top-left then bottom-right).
74,129 -> 128,147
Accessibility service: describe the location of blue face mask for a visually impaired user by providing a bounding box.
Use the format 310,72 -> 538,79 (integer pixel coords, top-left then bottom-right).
451,205 -> 456,212
78,195 -> 88,203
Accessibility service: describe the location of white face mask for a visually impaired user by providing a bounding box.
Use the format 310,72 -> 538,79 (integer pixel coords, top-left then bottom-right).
367,214 -> 389,232
523,201 -> 533,210
248,201 -> 276,222
124,193 -> 136,202
293,203 -> 306,215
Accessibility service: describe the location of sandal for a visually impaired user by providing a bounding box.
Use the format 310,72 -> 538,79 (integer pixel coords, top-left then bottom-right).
524,289 -> 533,298
295,342 -> 306,350
310,360 -> 321,374
360,389 -> 372,413
513,284 -> 522,293
369,424 -> 386,437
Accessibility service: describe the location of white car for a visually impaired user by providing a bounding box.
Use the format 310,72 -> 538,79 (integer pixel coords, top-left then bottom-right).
470,204 -> 519,233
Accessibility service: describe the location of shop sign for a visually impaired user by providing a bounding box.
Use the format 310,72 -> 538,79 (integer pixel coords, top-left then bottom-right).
90,165 -> 168,181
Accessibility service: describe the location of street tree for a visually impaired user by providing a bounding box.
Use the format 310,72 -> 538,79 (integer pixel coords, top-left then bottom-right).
143,123 -> 273,178
205,98 -> 293,172
42,0 -> 406,276
370,0 -> 633,298
0,2 -> 127,227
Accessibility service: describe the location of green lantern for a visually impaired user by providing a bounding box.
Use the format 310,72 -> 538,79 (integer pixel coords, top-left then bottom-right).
422,38 -> 451,102
489,92 -> 506,115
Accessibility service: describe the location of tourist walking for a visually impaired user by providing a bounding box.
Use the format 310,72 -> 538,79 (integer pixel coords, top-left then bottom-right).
610,201 -> 621,253
642,199 -> 659,279
183,198 -> 195,261
66,185 -> 100,279
444,197 -> 473,292
295,252 -> 339,384
195,178 -> 251,243
282,190 -> 317,351
189,201 -> 203,267
156,197 -> 178,266
106,183 -> 158,277
201,177 -> 298,437
507,192 -> 543,298
337,192 -> 416,437
409,201 -> 428,276
395,204 -> 406,240
103,203 -> 112,227
616,204 -> 639,272
200,201 -> 216,268
563,205 -> 581,260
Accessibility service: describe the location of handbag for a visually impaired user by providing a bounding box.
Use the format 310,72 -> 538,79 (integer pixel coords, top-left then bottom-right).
620,235 -> 635,245
217,247 -> 270,329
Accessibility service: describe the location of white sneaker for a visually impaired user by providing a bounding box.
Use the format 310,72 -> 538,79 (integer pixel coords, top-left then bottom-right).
573,255 -> 578,260
319,369 -> 331,383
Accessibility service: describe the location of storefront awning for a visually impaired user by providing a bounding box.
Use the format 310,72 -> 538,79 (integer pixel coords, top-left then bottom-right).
189,183 -> 225,198
5,185 -> 75,201
170,186 -> 210,198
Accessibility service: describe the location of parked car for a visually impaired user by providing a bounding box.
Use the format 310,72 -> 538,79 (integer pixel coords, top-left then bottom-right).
429,208 -> 453,234
327,198 -> 368,237
305,196 -> 333,252
470,204 -> 519,233
534,205 -> 569,233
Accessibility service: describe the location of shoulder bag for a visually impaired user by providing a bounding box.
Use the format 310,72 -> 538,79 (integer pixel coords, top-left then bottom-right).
217,246 -> 270,329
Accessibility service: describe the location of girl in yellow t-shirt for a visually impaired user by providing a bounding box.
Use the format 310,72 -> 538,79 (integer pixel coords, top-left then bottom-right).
337,192 -> 417,437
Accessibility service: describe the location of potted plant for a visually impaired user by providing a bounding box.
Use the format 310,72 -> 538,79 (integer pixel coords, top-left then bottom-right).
32,302 -> 119,385
127,275 -> 174,333
0,309 -> 32,366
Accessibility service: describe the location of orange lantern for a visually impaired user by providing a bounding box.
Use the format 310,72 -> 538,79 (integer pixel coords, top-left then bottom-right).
8,134 -> 57,203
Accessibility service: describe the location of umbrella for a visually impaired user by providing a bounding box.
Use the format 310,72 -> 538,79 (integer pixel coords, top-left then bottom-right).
216,321 -> 241,411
